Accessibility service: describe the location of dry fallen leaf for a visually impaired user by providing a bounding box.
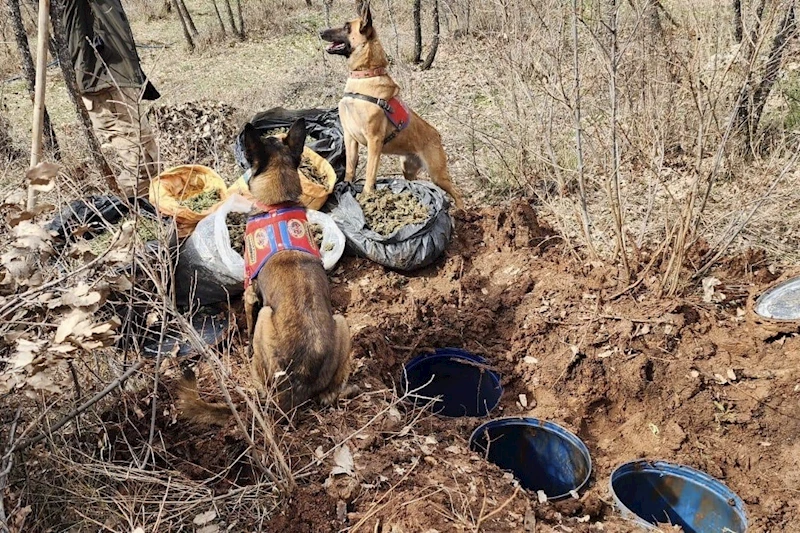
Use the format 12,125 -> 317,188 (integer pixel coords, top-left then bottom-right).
55,310 -> 91,343
26,371 -> 61,394
11,338 -> 46,368
331,444 -> 355,477
193,510 -> 217,526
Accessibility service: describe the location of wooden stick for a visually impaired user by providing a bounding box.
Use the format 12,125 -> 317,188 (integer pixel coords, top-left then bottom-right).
27,0 -> 51,210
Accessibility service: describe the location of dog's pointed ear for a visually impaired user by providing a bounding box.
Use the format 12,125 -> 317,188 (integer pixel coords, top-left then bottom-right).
241,123 -> 265,170
358,1 -> 373,33
284,118 -> 307,164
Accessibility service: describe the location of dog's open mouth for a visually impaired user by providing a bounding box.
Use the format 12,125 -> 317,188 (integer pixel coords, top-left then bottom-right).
325,41 -> 347,53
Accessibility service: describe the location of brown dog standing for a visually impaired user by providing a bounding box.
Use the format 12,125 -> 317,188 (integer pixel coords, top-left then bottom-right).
179,119 -> 352,423
320,1 -> 464,208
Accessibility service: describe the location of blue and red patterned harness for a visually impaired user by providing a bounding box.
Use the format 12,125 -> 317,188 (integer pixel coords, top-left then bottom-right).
243,202 -> 321,289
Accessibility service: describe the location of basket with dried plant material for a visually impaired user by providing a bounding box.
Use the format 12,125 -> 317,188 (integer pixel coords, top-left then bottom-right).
149,165 -> 229,237
228,138 -> 337,211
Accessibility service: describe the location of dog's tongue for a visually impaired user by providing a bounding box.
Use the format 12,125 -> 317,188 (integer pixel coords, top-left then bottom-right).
326,42 -> 345,52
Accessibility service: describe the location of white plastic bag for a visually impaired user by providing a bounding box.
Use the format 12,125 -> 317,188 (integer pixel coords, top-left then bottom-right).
175,198 -> 344,306
175,194 -> 253,305
307,209 -> 345,271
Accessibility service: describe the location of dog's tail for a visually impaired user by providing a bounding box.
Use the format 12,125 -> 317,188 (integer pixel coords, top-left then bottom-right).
176,366 -> 232,426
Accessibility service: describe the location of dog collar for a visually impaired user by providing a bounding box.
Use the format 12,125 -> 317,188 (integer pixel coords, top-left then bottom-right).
349,67 -> 388,79
243,205 -> 321,289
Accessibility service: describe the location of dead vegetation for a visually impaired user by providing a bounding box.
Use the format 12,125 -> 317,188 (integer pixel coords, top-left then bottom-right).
1,0 -> 799,531
359,189 -> 430,236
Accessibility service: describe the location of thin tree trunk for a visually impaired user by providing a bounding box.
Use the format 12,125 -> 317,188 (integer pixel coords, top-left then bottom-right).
420,0 -> 440,70
49,0 -> 116,191
413,0 -> 422,63
7,0 -> 61,160
572,0 -> 597,257
384,0 -> 400,59
172,0 -> 195,50
732,0 -> 743,42
607,0 -> 631,280
211,0 -> 226,36
178,0 -> 199,35
734,1 -> 797,154
751,4 -> 796,135
235,0 -> 245,39
223,0 -> 239,38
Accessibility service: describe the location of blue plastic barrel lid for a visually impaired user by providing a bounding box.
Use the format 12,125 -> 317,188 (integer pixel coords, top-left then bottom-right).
754,276 -> 800,320
470,418 -> 591,500
403,348 -> 502,418
610,461 -> 747,533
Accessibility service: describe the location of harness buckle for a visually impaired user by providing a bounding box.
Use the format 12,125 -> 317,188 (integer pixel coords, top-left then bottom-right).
375,98 -> 393,113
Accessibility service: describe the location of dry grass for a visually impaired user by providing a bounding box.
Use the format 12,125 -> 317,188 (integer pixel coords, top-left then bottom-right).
1,0 -> 800,529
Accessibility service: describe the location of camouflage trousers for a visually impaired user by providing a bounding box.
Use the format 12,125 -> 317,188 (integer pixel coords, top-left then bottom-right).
82,86 -> 160,198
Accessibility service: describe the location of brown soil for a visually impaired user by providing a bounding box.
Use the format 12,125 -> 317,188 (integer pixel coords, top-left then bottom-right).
56,201 -> 799,532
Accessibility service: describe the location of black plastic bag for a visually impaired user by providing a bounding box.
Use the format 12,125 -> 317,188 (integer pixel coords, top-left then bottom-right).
234,106 -> 345,180
327,179 -> 453,271
46,195 -> 157,242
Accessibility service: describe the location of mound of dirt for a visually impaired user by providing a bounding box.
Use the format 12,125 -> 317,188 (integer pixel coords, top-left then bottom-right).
148,101 -> 241,172
17,200 -> 800,532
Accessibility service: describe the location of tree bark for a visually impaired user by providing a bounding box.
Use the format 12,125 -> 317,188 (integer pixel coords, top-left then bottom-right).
235,0 -> 245,39
223,0 -> 240,38
420,0 -> 440,70
413,0 -> 422,63
732,0 -> 743,42
172,0 -> 195,50
178,0 -> 199,35
211,0 -> 226,36
49,0 -> 117,192
6,0 -> 61,160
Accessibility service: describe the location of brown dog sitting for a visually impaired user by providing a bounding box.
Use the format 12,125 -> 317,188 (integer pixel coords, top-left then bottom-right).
178,119 -> 353,423
320,1 -> 464,209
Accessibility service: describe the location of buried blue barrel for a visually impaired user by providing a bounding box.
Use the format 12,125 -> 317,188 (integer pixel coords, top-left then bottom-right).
469,417 -> 592,500
609,461 -> 747,533
402,348 -> 502,417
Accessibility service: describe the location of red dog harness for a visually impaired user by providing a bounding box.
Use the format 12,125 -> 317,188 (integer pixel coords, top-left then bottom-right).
342,92 -> 411,144
243,203 -> 321,289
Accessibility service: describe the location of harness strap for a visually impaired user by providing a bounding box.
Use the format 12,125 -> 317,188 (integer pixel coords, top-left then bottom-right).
342,92 -> 406,145
342,92 -> 394,113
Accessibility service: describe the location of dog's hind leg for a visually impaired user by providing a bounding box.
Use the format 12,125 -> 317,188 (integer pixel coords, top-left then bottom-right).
402,155 -> 423,181
421,144 -> 464,209
243,285 -> 260,339
344,129 -> 360,183
250,306 -> 278,395
318,314 -> 356,406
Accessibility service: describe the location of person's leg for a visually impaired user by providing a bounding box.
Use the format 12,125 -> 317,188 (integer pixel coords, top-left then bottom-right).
83,87 -> 160,198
